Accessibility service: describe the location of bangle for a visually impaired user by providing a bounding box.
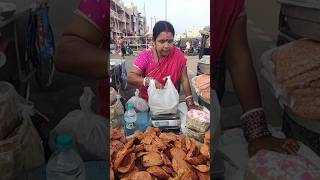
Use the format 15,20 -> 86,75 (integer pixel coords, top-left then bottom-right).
143,77 -> 149,87
143,77 -> 147,87
186,96 -> 194,107
185,95 -> 193,100
240,108 -> 271,142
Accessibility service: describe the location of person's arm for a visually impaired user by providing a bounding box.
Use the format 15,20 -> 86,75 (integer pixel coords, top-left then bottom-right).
55,15 -> 107,80
222,7 -> 300,158
127,67 -> 164,89
128,67 -> 144,87
223,15 -> 261,112
223,14 -> 272,144
181,67 -> 202,110
181,67 -> 193,97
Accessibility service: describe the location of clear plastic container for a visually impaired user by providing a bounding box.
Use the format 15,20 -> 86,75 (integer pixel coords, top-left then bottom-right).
185,127 -> 205,143
186,109 -> 210,133
46,135 -> 86,180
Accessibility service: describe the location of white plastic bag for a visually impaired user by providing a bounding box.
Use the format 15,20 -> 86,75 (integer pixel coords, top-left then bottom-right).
49,87 -> 108,161
127,89 -> 149,112
0,82 -> 45,179
110,87 -> 117,105
0,81 -> 22,140
148,76 -> 179,115
110,94 -> 124,118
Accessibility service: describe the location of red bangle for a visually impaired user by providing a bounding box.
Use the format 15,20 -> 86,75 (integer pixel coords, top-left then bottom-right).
240,108 -> 271,142
186,97 -> 194,107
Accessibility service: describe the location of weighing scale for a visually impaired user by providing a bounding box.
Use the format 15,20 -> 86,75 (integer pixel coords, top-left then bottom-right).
151,112 -> 181,129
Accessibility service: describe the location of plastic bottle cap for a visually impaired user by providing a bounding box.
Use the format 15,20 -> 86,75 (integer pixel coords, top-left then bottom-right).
127,103 -> 134,110
56,134 -> 73,150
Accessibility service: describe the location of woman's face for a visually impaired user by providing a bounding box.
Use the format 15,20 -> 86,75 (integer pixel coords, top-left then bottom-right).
154,32 -> 174,57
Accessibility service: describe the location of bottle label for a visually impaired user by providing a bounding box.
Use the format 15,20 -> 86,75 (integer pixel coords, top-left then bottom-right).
126,121 -> 136,129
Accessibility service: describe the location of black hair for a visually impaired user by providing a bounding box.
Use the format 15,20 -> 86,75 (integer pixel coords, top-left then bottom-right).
153,21 -> 175,41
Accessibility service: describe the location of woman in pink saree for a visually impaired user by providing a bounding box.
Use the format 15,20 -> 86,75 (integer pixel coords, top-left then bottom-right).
128,21 -> 200,111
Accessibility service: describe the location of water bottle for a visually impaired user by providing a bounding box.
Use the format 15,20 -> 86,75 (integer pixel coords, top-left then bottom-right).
124,103 -> 137,136
46,135 -> 86,180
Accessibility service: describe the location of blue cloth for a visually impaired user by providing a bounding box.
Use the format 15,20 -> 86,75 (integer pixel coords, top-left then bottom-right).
122,112 -> 152,136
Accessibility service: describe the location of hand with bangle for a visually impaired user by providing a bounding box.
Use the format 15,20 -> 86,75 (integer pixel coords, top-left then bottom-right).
143,77 -> 163,89
185,95 -> 202,111
241,107 -> 300,157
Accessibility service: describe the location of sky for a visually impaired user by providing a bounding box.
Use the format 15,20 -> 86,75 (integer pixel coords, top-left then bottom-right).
122,0 -> 210,35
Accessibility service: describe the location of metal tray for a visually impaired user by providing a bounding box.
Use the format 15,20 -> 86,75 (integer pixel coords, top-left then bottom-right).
279,0 -> 320,40
198,62 -> 210,75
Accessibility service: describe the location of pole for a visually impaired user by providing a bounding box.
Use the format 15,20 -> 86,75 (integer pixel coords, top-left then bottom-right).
124,10 -> 127,37
115,3 -> 119,36
150,17 -> 153,30
165,0 -> 167,20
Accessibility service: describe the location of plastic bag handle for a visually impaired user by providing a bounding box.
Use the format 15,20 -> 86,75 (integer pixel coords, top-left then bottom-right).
164,75 -> 174,89
79,87 -> 95,112
149,79 -> 156,89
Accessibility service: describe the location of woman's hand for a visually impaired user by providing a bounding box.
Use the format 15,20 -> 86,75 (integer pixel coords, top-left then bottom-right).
144,77 -> 163,89
154,80 -> 164,89
185,96 -> 203,111
248,136 -> 300,157
187,104 -> 203,111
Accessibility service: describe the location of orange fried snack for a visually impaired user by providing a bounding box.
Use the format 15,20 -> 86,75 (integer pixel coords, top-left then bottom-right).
110,127 -> 211,179
192,164 -> 210,173
118,153 -> 136,173
142,152 -> 163,167
147,166 -> 171,179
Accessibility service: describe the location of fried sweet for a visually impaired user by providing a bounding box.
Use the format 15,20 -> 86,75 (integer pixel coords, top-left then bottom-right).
142,152 -> 163,167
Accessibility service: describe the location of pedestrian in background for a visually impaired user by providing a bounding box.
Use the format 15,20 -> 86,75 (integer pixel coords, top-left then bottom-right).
119,36 -> 126,59
185,41 -> 191,54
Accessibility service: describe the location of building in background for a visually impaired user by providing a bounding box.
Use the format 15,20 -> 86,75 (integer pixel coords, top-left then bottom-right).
176,27 -> 206,39
110,0 -> 147,41
186,28 -> 202,38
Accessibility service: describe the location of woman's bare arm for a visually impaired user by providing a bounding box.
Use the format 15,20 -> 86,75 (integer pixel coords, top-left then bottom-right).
55,15 -> 107,79
181,67 -> 193,97
223,15 -> 262,112
128,66 -> 163,89
128,67 -> 144,87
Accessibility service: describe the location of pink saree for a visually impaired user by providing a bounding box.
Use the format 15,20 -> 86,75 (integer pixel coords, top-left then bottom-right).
134,46 -> 187,101
212,0 -> 245,91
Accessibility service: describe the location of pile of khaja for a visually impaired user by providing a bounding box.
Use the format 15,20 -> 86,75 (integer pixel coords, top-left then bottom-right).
271,39 -> 320,119
194,74 -> 210,101
109,127 -> 210,180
